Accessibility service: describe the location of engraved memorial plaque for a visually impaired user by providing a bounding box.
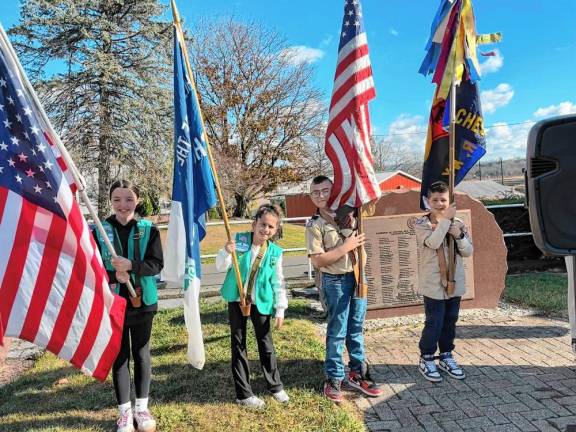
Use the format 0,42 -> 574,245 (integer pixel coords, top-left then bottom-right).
364,211 -> 474,310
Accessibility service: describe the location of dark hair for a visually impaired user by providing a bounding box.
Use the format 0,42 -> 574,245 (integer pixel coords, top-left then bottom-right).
427,180 -> 449,196
311,175 -> 332,186
254,204 -> 283,241
109,180 -> 140,199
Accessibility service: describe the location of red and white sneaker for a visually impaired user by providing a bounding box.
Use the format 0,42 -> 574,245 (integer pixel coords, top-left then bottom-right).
134,409 -> 156,432
323,378 -> 343,403
116,410 -> 135,432
346,370 -> 383,397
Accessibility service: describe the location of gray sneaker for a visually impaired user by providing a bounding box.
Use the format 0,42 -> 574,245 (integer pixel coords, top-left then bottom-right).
236,395 -> 266,409
419,357 -> 442,382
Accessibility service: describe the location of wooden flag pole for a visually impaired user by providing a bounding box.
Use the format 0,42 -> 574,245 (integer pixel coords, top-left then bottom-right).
447,57 -> 458,292
171,1 -> 249,316
356,208 -> 367,298
0,25 -> 136,298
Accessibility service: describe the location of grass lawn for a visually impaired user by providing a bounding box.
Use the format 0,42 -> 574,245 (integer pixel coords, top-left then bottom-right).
200,223 -> 306,257
504,272 -> 568,312
0,300 -> 364,432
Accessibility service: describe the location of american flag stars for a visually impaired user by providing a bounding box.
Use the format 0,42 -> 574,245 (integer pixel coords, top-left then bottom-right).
0,64 -> 62,215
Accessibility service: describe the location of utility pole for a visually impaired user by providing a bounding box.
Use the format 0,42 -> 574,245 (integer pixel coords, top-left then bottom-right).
500,157 -> 504,185
478,161 -> 482,180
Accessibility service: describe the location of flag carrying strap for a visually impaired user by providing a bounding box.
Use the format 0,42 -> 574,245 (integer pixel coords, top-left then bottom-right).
245,240 -> 268,303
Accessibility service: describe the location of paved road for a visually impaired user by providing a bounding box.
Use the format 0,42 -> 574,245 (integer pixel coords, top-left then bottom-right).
164,254 -> 313,292
354,313 -> 576,432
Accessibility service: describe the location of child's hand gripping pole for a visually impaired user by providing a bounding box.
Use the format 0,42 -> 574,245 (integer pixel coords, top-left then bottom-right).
91,217 -> 138,299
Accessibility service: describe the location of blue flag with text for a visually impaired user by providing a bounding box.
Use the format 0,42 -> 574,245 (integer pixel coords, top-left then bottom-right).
162,27 -> 216,369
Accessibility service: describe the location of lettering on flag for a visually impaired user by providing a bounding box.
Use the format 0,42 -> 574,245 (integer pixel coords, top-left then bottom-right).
162,20 -> 216,370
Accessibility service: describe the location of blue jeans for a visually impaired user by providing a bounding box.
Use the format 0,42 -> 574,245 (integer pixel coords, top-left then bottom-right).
419,296 -> 461,357
322,272 -> 367,381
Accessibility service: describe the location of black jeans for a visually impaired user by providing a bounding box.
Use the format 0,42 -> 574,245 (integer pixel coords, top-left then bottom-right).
228,302 -> 283,400
419,296 -> 461,357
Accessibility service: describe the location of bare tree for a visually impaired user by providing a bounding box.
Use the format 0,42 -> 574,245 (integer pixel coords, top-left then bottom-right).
371,136 -> 422,175
188,18 -> 324,217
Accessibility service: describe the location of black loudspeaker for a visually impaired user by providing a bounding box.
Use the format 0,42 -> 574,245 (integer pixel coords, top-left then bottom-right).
525,114 -> 576,255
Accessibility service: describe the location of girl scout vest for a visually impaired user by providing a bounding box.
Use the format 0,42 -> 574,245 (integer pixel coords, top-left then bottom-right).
220,232 -> 282,315
95,219 -> 158,306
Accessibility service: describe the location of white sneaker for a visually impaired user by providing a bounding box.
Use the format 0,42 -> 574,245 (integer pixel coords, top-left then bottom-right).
418,357 -> 442,383
272,389 -> 289,403
236,395 -> 266,409
438,352 -> 466,380
116,410 -> 135,432
134,409 -> 156,432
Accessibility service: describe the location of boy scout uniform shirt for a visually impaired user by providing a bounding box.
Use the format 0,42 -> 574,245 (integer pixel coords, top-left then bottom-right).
305,214 -> 354,275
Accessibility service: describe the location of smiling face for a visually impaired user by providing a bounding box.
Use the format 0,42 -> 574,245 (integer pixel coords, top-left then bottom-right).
252,213 -> 279,246
111,187 -> 138,224
428,191 -> 450,220
309,179 -> 332,210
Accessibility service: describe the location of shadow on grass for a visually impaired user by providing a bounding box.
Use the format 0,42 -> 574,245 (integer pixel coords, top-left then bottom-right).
0,417 -> 111,432
0,358 -> 324,423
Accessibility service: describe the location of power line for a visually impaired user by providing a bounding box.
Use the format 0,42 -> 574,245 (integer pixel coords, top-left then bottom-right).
372,120 -> 536,138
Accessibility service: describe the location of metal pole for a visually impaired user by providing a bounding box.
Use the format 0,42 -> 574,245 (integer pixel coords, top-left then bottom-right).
0,26 -> 137,297
171,1 -> 249,315
567,256 -> 576,352
500,157 -> 504,185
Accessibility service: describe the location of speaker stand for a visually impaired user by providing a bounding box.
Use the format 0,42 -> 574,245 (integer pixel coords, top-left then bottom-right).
567,256 -> 576,352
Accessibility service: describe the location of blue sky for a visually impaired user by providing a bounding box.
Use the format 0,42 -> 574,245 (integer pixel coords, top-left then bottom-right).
2,0 -> 575,161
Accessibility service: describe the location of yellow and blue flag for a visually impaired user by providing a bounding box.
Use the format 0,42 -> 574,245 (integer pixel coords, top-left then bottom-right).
163,24 -> 216,369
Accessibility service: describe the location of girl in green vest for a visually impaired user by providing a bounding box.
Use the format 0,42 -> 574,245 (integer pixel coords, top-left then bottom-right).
93,180 -> 163,432
217,204 -> 289,409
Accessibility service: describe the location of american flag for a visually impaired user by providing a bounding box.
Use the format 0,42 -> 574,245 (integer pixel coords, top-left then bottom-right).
326,0 -> 381,210
0,26 -> 125,381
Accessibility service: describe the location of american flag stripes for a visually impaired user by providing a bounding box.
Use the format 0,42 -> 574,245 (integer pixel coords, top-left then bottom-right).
0,25 -> 125,381
326,0 -> 381,210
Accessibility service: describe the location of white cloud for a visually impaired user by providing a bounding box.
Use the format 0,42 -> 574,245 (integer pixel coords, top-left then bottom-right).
533,101 -> 576,118
479,49 -> 503,75
481,83 -> 514,114
280,46 -> 324,65
484,121 -> 533,160
389,28 -> 399,37
385,114 -> 427,152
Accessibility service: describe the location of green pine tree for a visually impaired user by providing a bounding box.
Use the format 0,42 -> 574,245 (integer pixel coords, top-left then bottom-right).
9,0 -> 173,217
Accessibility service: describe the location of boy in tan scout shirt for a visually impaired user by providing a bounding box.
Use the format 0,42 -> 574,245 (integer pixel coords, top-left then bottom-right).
415,181 -> 473,383
305,175 -> 382,403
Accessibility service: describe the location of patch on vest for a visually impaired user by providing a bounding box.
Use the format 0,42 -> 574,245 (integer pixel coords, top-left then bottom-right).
236,235 -> 250,252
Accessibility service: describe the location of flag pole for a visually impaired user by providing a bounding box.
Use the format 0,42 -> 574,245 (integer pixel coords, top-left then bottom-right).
356,207 -> 367,298
0,25 -> 136,298
447,52 -> 457,291
170,0 -> 249,315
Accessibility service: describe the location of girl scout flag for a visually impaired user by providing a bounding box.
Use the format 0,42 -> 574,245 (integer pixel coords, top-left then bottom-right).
418,0 -> 500,209
162,11 -> 217,370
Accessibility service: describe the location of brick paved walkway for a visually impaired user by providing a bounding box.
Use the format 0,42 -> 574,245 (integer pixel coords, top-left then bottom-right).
354,314 -> 576,432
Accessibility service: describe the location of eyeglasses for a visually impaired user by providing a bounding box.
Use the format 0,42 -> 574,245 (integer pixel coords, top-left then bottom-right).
311,188 -> 331,198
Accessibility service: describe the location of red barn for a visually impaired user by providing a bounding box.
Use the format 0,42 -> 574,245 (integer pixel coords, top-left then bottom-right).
281,171 -> 421,219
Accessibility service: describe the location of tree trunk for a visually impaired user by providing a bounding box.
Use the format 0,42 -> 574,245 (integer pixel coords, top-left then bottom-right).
233,193 -> 249,218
